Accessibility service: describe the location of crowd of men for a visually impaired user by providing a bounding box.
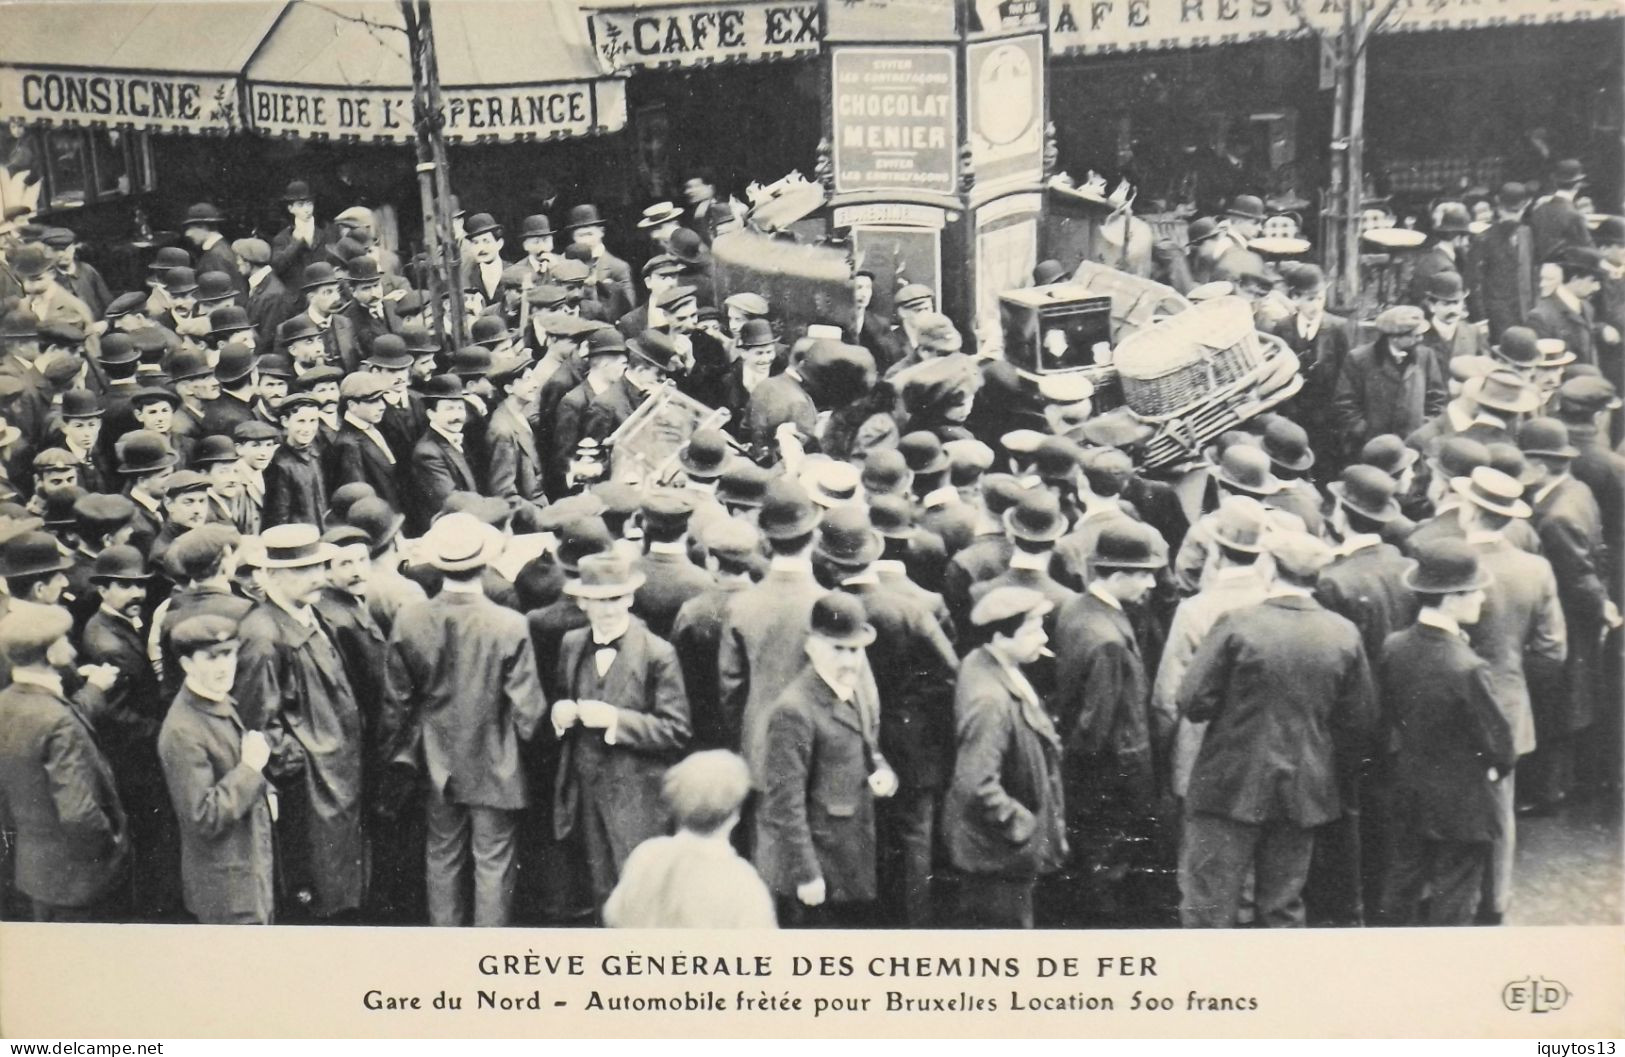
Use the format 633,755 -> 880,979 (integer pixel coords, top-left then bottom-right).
0,151 -> 1618,931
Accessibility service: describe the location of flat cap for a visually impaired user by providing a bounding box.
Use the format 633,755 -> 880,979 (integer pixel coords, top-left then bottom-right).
1375,305 -> 1429,336
170,614 -> 241,656
699,516 -> 760,562
340,372 -> 393,402
969,585 -> 1053,628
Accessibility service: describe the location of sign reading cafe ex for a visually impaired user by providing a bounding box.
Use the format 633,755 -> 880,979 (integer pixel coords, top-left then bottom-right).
587,0 -> 823,71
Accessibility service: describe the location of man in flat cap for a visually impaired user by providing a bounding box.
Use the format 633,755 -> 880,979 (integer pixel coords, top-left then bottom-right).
263,393 -> 328,530
234,237 -> 294,349
158,613 -> 276,924
44,227 -> 112,319
632,491 -> 715,638
1177,531 -> 1376,928
483,352 -> 547,511
0,602 -> 129,921
1333,305 -> 1448,459
327,372 -> 404,514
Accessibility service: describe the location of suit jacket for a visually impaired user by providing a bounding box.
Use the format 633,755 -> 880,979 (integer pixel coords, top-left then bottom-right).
583,376 -> 644,442
1052,592 -> 1156,814
276,308 -> 361,373
263,442 -> 328,530
1469,220 -> 1536,340
1527,194 -> 1593,264
842,578 -> 959,792
1179,593 -> 1376,827
58,261 -> 113,319
943,533 -> 1013,632
942,646 -> 1067,879
1464,535 -> 1566,756
483,398 -> 545,505
1380,624 -> 1515,842
849,310 -> 899,375
82,608 -> 166,816
231,600 -> 365,916
409,428 -> 480,534
744,371 -> 817,460
1527,293 -> 1598,366
342,300 -> 392,360
157,686 -> 275,923
755,667 -> 881,902
269,225 -> 325,283
671,580 -> 751,751
1315,540 -> 1419,661
246,271 -> 295,349
379,393 -> 428,464
718,563 -> 826,779
325,420 -> 404,512
1570,423 -> 1625,592
1332,340 -> 1448,455
1419,320 -> 1490,364
0,679 -> 130,907
552,617 -> 689,864
1406,242 -> 1472,306
1531,475 -> 1608,731
633,548 -> 715,639
197,390 -> 259,441
590,252 -> 638,321
381,589 -> 546,810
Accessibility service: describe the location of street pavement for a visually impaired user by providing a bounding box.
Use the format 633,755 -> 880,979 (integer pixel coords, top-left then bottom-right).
1506,792 -> 1623,926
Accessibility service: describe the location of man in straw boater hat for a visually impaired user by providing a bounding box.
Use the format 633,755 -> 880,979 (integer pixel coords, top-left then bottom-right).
551,551 -> 690,913
1176,530 -> 1376,928
0,602 -> 129,921
1517,417 -> 1619,819
1376,539 -> 1513,926
378,512 -> 545,927
756,590 -> 895,927
941,585 -> 1066,929
157,612 -> 277,925
1050,521 -> 1165,927
232,523 -> 365,922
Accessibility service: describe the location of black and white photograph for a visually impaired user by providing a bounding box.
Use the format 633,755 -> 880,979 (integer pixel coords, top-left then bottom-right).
0,0 -> 1620,1041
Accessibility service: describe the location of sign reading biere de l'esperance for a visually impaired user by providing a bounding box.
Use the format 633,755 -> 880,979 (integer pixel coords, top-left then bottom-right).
245,81 -> 627,142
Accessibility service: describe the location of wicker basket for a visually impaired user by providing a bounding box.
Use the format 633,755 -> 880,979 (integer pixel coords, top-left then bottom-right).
1112,297 -> 1264,419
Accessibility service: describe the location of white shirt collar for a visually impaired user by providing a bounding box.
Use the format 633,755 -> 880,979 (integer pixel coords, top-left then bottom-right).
813,665 -> 856,704
647,540 -> 687,555
769,554 -> 811,574
184,676 -> 230,703
268,589 -> 316,629
1431,317 -> 1458,341
1267,584 -> 1314,600
1008,548 -> 1049,571
1087,581 -> 1123,611
308,305 -> 331,329
248,266 -> 271,291
1418,608 -> 1465,638
1557,286 -> 1583,314
1297,312 -> 1322,340
430,424 -> 464,452
10,668 -> 64,697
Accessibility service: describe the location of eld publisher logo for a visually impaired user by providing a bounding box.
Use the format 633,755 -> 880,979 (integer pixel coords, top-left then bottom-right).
1503,977 -> 1571,1013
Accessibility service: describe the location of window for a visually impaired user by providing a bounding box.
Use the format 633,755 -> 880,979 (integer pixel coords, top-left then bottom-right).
91,130 -> 131,196
1,126 -> 154,209
45,128 -> 88,208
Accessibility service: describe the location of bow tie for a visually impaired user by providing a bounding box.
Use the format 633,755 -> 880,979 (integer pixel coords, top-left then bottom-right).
593,638 -> 621,651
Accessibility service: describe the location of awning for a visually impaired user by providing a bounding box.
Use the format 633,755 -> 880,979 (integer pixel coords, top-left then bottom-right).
0,0 -> 625,143
0,1 -> 282,133
580,0 -> 824,72
1049,0 -> 1623,56
245,0 -> 626,142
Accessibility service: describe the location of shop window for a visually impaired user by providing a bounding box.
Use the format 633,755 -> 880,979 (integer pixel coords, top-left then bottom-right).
45,128 -> 88,208
91,130 -> 131,197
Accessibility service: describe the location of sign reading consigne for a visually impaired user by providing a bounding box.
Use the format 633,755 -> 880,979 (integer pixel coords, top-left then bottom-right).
245,80 -> 627,142
0,67 -> 238,133
831,47 -> 957,196
587,0 -> 823,71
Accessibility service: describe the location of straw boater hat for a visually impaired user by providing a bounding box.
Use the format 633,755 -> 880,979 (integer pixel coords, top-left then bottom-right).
259,524 -> 336,568
419,511 -> 505,573
1451,466 -> 1532,520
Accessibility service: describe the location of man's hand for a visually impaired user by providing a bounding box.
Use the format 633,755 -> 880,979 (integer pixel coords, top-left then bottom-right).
551,699 -> 580,732
1601,324 -> 1620,346
241,730 -> 271,772
577,699 -> 617,729
78,663 -> 119,693
796,877 -> 826,907
1605,600 -> 1622,630
867,767 -> 898,799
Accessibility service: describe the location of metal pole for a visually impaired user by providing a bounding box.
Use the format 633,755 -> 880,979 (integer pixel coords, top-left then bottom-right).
1345,0 -> 1369,310
401,0 -> 447,353
1324,26 -> 1349,307
402,0 -> 466,355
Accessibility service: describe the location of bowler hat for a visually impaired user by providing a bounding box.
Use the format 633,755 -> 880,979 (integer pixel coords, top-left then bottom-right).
345,497 -> 406,555
899,431 -> 950,475
1452,466 -> 1532,519
969,586 -> 1052,629
815,504 -> 882,568
0,309 -> 38,341
564,552 -> 646,598
1328,464 -> 1401,522
59,389 -> 102,419
1423,270 -> 1467,302
653,284 -> 698,313
562,204 -> 608,232
260,524 -> 336,568
364,334 -> 413,371
809,591 -> 876,648
328,483 -> 379,525
1551,158 -> 1587,187
89,545 -> 151,583
699,516 -> 759,563
1594,216 -> 1625,245
1211,444 -> 1283,496
552,258 -> 591,284
718,462 -> 771,510
167,525 -> 242,583
1092,522 -> 1164,571
1465,369 -> 1540,414
212,345 -> 257,387
680,429 -> 731,479
166,347 -> 213,382
1518,417 -> 1579,459
1226,195 -> 1267,221
254,355 -> 294,381
861,449 -> 912,496
1495,182 -> 1529,208
1433,202 -> 1472,235
0,531 -> 73,579
281,180 -> 314,202
637,202 -> 683,229
1429,436 -> 1491,479
554,515 -> 612,573
1261,416 -> 1314,471
130,386 -> 181,410
867,494 -> 917,540
300,262 -> 343,290
1359,433 -> 1420,476
183,202 -> 225,227
116,430 -> 178,474
895,283 -> 934,309
584,328 -> 629,359
1404,538 -> 1491,594
628,330 -> 680,373
758,479 -> 821,539
1003,489 -> 1066,543
208,305 -> 254,339
99,334 -> 139,367
667,227 -> 707,266
419,374 -> 466,403
162,266 -> 199,296
464,213 -> 501,239
518,215 -> 553,239
737,318 -> 776,349
232,237 -> 271,266
1185,217 -> 1223,245
10,245 -> 54,280
193,435 -> 240,465
1556,245 -> 1606,279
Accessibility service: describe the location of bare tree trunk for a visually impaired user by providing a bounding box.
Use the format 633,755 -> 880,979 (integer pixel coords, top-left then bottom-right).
401,0 -> 465,354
